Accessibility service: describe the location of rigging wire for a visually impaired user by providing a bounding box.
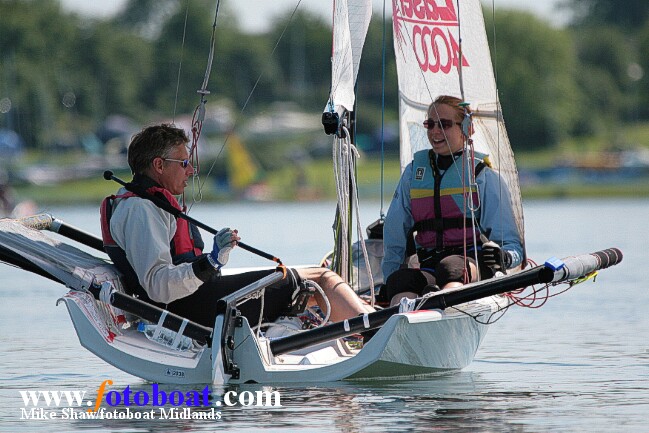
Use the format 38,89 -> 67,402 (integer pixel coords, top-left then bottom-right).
198,1 -> 221,95
185,0 -> 222,210
330,2 -> 377,301
455,0 -> 483,282
191,0 -> 305,205
172,0 -> 191,123
490,0 -> 506,252
379,0 -> 387,220
456,0 -> 465,102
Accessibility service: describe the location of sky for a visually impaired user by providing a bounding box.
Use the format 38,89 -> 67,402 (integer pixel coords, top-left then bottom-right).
59,0 -> 570,32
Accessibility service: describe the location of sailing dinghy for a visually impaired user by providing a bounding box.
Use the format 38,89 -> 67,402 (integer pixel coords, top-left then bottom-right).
0,0 -> 624,384
0,213 -> 622,383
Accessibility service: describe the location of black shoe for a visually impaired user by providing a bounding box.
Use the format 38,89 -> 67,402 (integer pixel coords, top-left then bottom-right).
360,328 -> 378,343
422,284 -> 441,294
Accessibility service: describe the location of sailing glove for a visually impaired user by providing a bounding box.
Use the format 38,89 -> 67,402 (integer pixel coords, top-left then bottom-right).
480,240 -> 512,271
209,228 -> 239,269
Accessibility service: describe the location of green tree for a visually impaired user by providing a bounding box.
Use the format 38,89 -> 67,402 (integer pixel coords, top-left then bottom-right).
0,0 -> 155,148
564,0 -> 649,30
564,0 -> 648,125
73,21 -> 152,121
268,11 -> 333,111
134,0 -> 279,119
570,26 -> 636,132
636,22 -> 649,117
114,0 -> 177,35
0,0 -> 84,147
208,18 -> 280,111
485,9 -> 581,149
355,12 -> 398,128
145,0 -> 218,115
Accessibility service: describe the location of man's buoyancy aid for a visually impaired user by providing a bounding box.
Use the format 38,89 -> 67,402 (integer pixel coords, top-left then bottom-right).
100,176 -> 204,297
410,149 -> 488,252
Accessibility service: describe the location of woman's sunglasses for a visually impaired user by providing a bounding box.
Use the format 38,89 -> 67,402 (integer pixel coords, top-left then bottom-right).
423,119 -> 460,130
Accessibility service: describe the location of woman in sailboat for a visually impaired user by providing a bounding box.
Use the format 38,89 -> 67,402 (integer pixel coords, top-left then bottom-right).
381,95 -> 524,306
101,123 -> 374,328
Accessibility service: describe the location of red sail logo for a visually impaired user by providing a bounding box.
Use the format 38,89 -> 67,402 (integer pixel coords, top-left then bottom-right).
393,0 -> 469,74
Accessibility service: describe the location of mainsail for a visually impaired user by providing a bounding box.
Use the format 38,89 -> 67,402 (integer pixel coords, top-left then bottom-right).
327,0 -> 373,114
391,0 -> 525,244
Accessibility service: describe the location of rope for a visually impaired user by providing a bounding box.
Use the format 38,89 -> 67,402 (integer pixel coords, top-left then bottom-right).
447,270 -> 597,326
379,0 -> 387,219
490,0 -> 507,254
172,0 -> 191,123
464,133 -> 482,281
185,0 -> 222,209
304,279 -> 331,324
191,0 -> 305,205
332,127 -> 375,306
332,132 -> 352,280
456,0 -> 466,102
349,150 -> 376,307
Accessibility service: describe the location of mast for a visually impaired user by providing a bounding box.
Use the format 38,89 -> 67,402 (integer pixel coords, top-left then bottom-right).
322,0 -> 373,282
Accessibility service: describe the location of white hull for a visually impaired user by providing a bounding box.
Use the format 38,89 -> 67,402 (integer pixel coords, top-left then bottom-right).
0,216 -> 506,384
58,291 -> 214,384
58,288 -> 506,384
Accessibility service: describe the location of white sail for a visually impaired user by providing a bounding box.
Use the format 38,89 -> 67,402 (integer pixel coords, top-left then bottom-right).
391,0 -> 524,243
328,0 -> 373,113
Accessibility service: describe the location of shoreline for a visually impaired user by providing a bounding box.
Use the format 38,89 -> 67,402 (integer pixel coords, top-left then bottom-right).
8,155 -> 649,207
12,180 -> 649,206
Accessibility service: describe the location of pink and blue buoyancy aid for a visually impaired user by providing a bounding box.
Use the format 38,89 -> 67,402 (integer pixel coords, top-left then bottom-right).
410,149 -> 488,251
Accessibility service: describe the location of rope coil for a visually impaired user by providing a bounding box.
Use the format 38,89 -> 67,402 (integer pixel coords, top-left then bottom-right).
332,125 -> 376,306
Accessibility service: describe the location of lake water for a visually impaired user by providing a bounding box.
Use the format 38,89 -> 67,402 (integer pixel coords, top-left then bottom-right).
1,199 -> 647,432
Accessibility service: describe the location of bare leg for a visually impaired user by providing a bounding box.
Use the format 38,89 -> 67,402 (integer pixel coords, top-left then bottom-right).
297,267 -> 374,322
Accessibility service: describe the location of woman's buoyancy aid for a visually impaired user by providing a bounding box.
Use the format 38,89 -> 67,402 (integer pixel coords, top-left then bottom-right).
410,149 -> 488,254
100,175 -> 204,297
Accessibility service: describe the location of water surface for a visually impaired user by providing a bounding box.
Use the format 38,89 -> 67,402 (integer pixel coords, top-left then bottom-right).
1,199 -> 646,432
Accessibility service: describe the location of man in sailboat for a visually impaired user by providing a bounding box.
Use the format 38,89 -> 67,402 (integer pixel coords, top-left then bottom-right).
100,123 -> 374,328
382,95 -> 524,306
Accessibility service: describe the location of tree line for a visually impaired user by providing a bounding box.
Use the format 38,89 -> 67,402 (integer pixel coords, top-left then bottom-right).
1,0 -> 648,152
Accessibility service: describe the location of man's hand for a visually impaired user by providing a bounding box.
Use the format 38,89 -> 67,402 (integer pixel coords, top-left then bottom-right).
480,240 -> 511,271
209,228 -> 240,269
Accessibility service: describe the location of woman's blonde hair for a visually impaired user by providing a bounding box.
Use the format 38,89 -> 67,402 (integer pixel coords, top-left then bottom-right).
427,95 -> 474,137
428,95 -> 472,123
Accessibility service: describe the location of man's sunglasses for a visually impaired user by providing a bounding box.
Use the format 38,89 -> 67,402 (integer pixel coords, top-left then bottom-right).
423,119 -> 461,130
163,158 -> 191,168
